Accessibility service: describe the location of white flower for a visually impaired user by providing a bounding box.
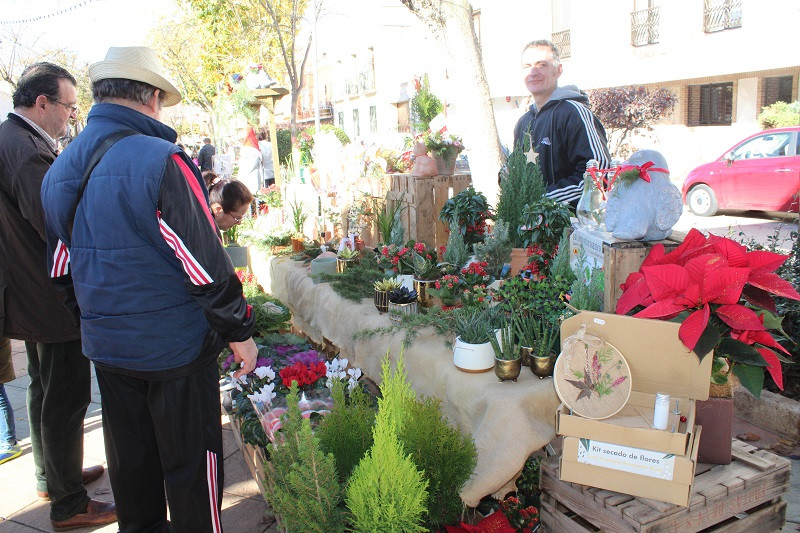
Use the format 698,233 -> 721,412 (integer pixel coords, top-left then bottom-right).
228,371 -> 247,391
347,376 -> 359,393
347,367 -> 362,380
247,383 -> 276,405
253,365 -> 275,382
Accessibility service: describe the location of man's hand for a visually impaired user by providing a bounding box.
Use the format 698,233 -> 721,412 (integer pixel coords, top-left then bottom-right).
230,338 -> 257,378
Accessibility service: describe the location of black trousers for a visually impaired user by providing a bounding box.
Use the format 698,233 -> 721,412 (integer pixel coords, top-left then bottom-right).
95,354 -> 224,533
25,340 -> 92,521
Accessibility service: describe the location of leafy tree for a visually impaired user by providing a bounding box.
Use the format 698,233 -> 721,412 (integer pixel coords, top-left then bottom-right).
758,100 -> 800,129
587,85 -> 676,159
410,74 -> 442,132
400,0 -> 504,204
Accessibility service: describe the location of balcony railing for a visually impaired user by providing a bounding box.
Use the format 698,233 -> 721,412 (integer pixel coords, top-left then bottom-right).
631,6 -> 660,46
551,29 -> 571,59
704,0 -> 742,32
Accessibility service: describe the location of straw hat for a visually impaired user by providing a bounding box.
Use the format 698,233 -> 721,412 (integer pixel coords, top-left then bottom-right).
89,46 -> 182,107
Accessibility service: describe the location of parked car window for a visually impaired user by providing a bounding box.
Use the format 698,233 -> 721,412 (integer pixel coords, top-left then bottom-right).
731,132 -> 792,160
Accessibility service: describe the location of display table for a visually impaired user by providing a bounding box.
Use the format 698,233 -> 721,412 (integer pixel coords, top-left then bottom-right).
251,250 -> 561,506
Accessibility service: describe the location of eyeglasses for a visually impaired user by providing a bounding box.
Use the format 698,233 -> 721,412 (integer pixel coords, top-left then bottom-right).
226,212 -> 243,223
49,99 -> 78,115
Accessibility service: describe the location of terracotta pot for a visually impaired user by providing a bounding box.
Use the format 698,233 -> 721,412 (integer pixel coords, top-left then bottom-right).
354,237 -> 365,251
291,237 -> 304,253
509,247 -> 528,275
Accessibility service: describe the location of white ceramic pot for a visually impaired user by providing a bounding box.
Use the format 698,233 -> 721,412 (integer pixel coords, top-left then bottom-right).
453,334 -> 498,373
397,274 -> 415,291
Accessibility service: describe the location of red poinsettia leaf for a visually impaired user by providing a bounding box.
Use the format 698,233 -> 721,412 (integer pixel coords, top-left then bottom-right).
746,250 -> 790,273
748,329 -> 791,355
675,283 -> 701,307
716,304 -> 766,331
641,244 -> 667,267
642,264 -> 690,301
633,300 -> 686,319
662,228 -> 708,265
678,305 -> 710,352
615,273 -> 651,315
701,266 -> 750,304
708,235 -> 749,267
748,271 -> 800,300
741,285 -> 778,312
755,348 -> 784,390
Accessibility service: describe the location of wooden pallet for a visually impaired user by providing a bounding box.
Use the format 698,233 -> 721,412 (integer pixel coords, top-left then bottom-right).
226,408 -> 270,501
540,440 -> 791,533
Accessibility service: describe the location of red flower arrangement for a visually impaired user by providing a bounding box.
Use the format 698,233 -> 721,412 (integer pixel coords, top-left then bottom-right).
616,228 -> 800,396
278,361 -> 327,389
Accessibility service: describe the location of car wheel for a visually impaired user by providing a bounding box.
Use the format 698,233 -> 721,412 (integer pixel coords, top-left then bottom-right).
687,185 -> 718,217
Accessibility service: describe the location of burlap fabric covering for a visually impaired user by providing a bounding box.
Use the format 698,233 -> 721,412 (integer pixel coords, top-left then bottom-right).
554,325 -> 632,420
254,255 -> 561,506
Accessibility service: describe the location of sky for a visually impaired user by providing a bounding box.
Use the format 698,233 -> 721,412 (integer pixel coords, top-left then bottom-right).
2,0 -> 177,63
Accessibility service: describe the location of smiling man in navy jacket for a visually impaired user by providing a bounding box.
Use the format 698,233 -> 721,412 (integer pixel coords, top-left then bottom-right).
41,47 -> 257,533
513,39 -> 610,206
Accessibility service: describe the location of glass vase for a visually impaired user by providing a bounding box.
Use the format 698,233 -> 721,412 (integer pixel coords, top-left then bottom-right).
576,175 -> 607,230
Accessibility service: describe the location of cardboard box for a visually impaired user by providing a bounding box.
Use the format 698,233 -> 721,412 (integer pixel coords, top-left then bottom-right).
555,311 -> 713,506
559,428 -> 702,507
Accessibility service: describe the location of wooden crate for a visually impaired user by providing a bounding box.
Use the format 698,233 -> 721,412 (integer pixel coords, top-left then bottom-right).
602,237 -> 681,313
388,172 -> 471,249
226,408 -> 269,501
540,440 -> 791,533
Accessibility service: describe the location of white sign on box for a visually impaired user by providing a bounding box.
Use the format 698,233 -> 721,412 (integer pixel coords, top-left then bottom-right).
576,438 -> 676,480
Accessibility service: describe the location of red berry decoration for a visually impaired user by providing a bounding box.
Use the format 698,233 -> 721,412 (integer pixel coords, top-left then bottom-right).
680,415 -> 687,423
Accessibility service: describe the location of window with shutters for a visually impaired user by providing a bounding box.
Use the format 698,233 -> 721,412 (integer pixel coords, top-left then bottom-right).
687,83 -> 733,126
762,76 -> 794,108
631,0 -> 659,46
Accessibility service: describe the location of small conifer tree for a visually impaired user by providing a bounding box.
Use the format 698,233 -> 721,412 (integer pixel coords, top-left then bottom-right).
263,383 -> 345,533
346,351 -> 428,533
443,215 -> 470,272
496,138 -> 546,248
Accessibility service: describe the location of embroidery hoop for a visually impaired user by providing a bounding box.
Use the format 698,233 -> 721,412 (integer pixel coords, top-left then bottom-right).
554,325 -> 632,420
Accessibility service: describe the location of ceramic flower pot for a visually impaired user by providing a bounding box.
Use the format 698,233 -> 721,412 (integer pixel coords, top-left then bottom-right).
452,335 -> 495,373
388,301 -> 417,323
432,153 -> 457,176
310,256 -> 337,284
494,357 -> 522,382
413,278 -> 438,308
336,257 -> 359,273
531,352 -> 557,378
374,289 -> 389,313
519,345 -> 534,368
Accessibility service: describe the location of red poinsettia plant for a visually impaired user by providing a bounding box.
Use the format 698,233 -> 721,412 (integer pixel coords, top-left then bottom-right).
616,228 -> 800,397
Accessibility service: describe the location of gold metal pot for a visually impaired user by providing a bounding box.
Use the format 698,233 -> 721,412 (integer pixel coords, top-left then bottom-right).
519,346 -> 534,368
336,257 -> 359,273
494,357 -> 521,382
374,289 -> 389,313
531,352 -> 556,378
413,278 -> 438,308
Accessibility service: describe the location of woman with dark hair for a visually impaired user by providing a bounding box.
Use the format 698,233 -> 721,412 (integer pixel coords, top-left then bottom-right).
208,179 -> 254,231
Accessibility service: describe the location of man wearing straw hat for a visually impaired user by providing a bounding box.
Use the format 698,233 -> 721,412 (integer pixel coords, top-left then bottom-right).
41,46 -> 258,532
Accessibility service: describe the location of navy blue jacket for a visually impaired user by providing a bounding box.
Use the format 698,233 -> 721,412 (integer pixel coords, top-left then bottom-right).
41,103 -> 253,371
514,85 -> 610,205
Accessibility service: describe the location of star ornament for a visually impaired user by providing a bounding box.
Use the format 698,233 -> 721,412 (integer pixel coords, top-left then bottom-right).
524,132 -> 539,164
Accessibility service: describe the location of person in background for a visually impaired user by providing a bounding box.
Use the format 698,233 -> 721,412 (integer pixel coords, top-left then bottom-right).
257,128 -> 275,187
197,136 -> 215,172
209,178 -> 254,232
41,46 -> 256,532
0,62 -> 115,530
202,170 -> 219,189
0,338 -> 21,465
513,39 -> 610,206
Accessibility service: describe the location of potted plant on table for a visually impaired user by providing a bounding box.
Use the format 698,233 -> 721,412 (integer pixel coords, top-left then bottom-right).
489,319 -> 521,382
439,186 -> 493,251
453,307 -> 503,373
223,224 -> 249,268
411,243 -> 445,308
336,246 -> 360,273
387,286 -> 418,323
289,200 -> 308,252
616,227 -> 800,463
518,199 -> 573,280
422,130 -> 464,176
529,315 -> 561,378
373,277 -> 401,314
473,219 -> 513,280
428,274 -> 464,311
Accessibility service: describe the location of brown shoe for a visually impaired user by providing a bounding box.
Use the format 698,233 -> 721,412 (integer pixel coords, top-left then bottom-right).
37,465 -> 106,500
51,499 -> 117,531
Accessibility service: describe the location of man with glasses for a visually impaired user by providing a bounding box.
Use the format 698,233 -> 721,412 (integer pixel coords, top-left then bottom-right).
513,40 -> 610,206
0,63 -> 117,529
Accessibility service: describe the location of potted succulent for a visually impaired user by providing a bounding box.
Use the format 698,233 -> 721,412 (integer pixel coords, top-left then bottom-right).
453,307 -> 503,373
529,315 -> 560,378
387,286 -> 418,323
489,320 -> 521,382
513,310 -> 537,368
336,246 -> 360,273
289,200 -> 308,252
374,277 -> 401,314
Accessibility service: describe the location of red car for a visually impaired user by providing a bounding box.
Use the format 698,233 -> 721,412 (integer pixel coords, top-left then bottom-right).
682,127 -> 800,216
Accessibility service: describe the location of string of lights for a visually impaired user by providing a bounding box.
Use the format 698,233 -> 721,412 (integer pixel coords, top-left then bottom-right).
0,0 -> 99,26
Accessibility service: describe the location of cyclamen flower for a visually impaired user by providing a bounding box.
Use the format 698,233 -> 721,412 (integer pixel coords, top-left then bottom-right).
253,365 -> 275,381
247,382 -> 276,405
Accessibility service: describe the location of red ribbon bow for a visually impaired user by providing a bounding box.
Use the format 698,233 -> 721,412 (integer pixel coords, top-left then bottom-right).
618,161 -> 669,183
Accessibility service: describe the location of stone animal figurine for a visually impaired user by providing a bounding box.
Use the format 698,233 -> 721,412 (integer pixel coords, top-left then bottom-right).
605,149 -> 683,241
410,141 -> 438,177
